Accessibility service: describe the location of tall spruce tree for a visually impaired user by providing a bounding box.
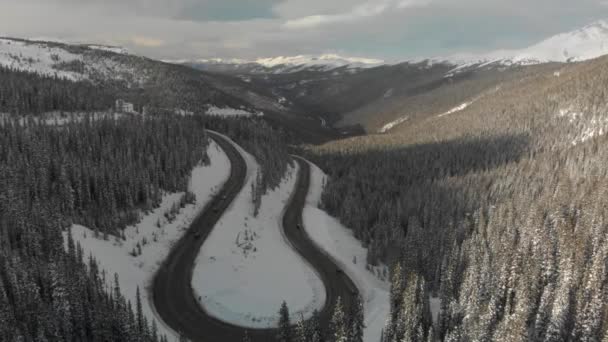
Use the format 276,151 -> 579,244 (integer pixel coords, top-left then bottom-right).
278,301 -> 292,342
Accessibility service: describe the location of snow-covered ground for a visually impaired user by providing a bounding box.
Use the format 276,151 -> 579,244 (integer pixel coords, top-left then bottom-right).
192,143 -> 326,328
206,105 -> 264,117
557,107 -> 608,145
301,160 -> 391,342
0,38 -> 83,80
87,44 -> 129,55
0,38 -> 146,84
378,116 -> 409,133
437,102 -> 471,118
66,140 -> 231,341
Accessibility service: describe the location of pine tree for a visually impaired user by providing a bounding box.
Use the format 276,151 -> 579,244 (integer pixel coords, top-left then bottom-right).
136,286 -> 144,333
330,297 -> 348,342
309,310 -> 323,342
278,301 -> 292,342
349,294 -> 365,342
243,330 -> 252,342
295,315 -> 308,342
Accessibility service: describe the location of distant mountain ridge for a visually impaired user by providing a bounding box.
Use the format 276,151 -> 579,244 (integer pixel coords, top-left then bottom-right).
173,54 -> 385,74
179,19 -> 608,75
434,19 -> 608,70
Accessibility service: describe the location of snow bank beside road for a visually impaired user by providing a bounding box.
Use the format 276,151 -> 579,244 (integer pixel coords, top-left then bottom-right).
192,143 -> 326,328
302,160 -> 391,342
66,140 -> 230,341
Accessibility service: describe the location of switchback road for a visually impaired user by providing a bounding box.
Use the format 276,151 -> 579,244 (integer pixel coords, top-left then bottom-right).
152,131 -> 357,341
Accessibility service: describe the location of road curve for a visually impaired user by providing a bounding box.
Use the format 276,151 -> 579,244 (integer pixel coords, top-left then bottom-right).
152,131 -> 358,342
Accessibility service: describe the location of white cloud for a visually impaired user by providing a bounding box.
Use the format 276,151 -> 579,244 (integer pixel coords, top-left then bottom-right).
0,0 -> 606,61
284,0 -> 430,29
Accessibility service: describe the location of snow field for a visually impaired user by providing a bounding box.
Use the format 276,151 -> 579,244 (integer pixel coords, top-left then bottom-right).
300,160 -> 391,342
66,140 -> 231,341
0,38 -> 146,84
378,116 -> 409,133
192,139 -> 326,328
205,105 -> 264,117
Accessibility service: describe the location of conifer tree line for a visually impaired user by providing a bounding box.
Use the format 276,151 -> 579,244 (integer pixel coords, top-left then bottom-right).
0,66 -> 115,115
0,116 -> 210,233
205,116 -> 293,214
271,296 -> 365,342
0,115 -> 213,341
1,213 -> 169,341
308,57 -> 608,341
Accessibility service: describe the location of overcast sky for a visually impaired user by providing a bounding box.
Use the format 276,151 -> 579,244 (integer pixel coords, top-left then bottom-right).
0,0 -> 607,61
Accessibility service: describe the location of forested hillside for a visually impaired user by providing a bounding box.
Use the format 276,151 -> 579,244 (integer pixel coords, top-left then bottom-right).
0,38 -> 302,118
0,116 -> 212,341
0,66 -> 115,115
307,55 -> 608,341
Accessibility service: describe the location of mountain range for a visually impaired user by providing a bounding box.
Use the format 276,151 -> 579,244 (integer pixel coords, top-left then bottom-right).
178,20 -> 608,74
3,19 -> 608,139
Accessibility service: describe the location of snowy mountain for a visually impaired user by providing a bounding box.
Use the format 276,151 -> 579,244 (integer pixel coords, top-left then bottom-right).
439,20 -> 608,70
177,54 -> 385,74
0,37 -> 144,84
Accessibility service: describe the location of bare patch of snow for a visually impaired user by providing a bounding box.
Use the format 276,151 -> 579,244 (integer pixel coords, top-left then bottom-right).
378,116 -> 409,133
66,140 -> 231,341
0,38 -> 147,85
383,88 -> 394,99
556,107 -> 608,145
437,102 -> 471,118
87,45 -> 129,55
206,105 -> 264,117
174,108 -> 194,116
429,296 -> 441,327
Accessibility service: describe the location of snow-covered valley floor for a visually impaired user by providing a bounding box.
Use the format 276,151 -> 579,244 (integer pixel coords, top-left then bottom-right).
66,140 -> 231,341
301,160 -> 391,342
192,141 -> 326,328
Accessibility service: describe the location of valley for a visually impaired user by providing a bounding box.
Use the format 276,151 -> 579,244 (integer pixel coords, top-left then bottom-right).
2,15 -> 608,342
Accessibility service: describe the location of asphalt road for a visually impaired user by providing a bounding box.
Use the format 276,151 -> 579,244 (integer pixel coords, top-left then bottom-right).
152,131 -> 358,342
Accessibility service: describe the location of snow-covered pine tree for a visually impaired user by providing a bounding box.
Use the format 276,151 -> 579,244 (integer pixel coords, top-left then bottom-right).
330,297 -> 348,342
278,301 -> 292,342
348,294 -> 365,342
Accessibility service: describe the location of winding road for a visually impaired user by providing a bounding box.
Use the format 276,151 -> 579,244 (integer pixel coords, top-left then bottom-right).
152,131 -> 358,342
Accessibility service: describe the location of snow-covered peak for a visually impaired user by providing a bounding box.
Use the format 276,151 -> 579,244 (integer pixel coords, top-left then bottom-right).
512,19 -> 608,63
254,54 -> 384,69
432,19 -> 608,70
175,54 -> 385,74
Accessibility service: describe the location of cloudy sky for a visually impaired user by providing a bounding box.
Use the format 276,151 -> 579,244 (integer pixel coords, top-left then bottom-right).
0,0 -> 607,61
